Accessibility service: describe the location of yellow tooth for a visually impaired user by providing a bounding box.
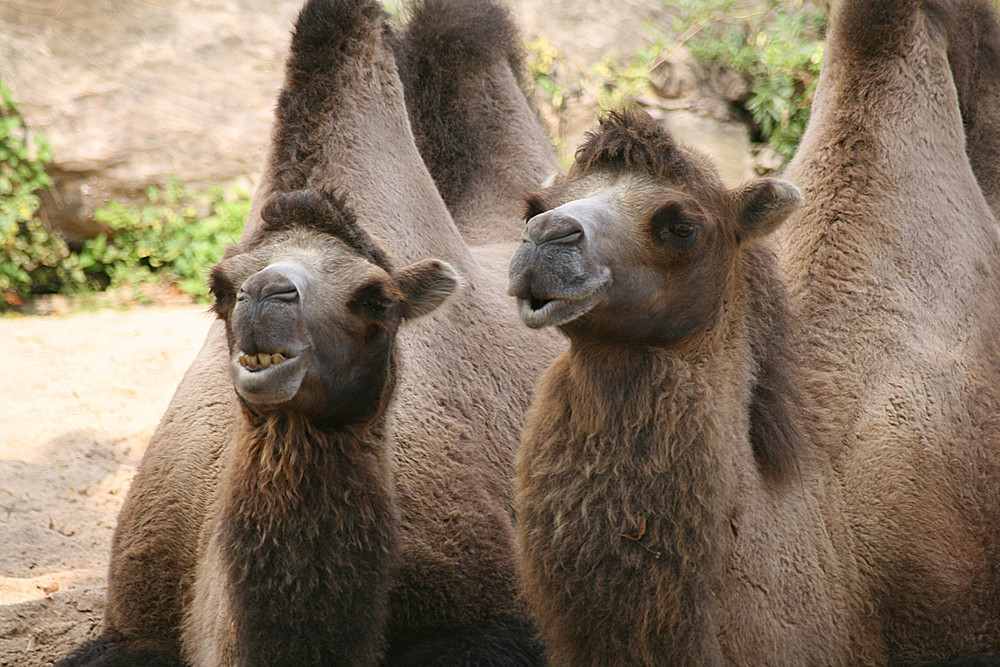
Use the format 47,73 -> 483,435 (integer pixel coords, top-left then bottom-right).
272,353 -> 284,366
259,354 -> 272,369
239,354 -> 247,367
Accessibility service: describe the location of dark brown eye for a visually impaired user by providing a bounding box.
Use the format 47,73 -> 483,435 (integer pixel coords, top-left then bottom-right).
672,222 -> 694,238
651,201 -> 701,247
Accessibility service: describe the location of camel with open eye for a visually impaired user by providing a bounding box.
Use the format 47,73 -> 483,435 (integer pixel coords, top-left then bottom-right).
511,0 -> 1000,660
57,0 -> 562,664
189,189 -> 458,666
510,108 -> 836,665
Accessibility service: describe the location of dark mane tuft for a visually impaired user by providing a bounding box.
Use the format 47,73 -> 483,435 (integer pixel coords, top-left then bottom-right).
571,109 -> 700,183
743,247 -> 806,485
256,189 -> 393,271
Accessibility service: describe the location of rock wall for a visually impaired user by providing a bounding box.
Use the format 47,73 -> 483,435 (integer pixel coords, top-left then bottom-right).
2,0 -> 302,238
1,0 -> 757,239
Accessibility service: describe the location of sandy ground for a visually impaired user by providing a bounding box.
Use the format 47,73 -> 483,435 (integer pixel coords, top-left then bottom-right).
0,304 -> 215,666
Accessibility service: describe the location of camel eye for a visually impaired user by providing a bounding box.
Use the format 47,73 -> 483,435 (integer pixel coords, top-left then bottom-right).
672,222 -> 694,238
651,201 -> 701,247
352,283 -> 394,319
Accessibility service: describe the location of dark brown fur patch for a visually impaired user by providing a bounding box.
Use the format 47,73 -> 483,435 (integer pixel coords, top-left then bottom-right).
829,0 -> 920,60
523,191 -> 551,221
395,0 -> 528,211
255,188 -> 394,272
571,109 -> 702,185
743,246 -> 805,484
268,0 -> 384,194
221,412 -> 396,666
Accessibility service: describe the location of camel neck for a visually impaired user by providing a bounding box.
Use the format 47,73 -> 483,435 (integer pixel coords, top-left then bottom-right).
518,338 -> 745,664
218,412 -> 396,666
515,264 -> 810,664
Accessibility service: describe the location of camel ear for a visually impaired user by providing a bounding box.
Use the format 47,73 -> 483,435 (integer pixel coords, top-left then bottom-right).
731,178 -> 802,242
395,259 -> 462,320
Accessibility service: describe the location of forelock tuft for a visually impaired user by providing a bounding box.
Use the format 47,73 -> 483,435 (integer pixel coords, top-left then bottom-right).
572,109 -> 693,181
257,189 -> 393,271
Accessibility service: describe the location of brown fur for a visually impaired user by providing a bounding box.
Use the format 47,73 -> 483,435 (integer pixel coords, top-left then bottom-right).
58,0 -> 563,665
571,109 -> 723,193
776,0 -> 1000,660
254,188 -> 394,270
215,414 -> 397,666
931,0 -> 1000,215
394,0 -> 555,244
515,0 -> 1000,661
513,111 -> 839,665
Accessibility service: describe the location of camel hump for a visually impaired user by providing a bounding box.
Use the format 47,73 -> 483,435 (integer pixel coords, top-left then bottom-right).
829,0 -> 922,60
402,0 -> 522,76
288,0 -> 383,73
268,0 -> 392,195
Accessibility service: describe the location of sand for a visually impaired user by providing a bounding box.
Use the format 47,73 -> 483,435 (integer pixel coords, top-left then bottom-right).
0,304 -> 214,666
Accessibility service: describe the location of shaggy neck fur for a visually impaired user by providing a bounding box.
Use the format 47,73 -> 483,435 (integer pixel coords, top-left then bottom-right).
219,407 -> 397,666
518,247 -> 804,665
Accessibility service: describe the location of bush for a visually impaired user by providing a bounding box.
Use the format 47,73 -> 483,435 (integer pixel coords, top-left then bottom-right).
0,77 -> 250,311
0,78 -> 84,306
80,179 -> 249,302
671,0 -> 826,160
526,1 -> 826,166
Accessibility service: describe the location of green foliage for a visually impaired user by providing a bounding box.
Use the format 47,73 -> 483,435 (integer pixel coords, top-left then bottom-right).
0,75 -> 249,311
0,78 -> 80,306
526,36 -> 667,166
381,0 -> 402,21
526,37 -> 571,159
79,179 -> 249,302
672,0 -> 826,160
526,2 -> 826,166
587,41 -> 664,112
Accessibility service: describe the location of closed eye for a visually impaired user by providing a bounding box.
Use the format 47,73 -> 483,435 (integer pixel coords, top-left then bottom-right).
351,282 -> 396,319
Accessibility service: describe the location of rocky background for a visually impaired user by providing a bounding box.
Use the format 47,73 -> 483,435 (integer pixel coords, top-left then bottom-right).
1,0 -> 764,243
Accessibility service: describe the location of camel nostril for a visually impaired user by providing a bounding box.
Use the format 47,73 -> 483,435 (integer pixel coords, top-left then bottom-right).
240,264 -> 303,303
260,283 -> 299,302
524,212 -> 585,246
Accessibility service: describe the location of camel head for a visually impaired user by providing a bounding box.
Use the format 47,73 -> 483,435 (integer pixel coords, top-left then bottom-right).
210,188 -> 460,425
508,109 -> 801,347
